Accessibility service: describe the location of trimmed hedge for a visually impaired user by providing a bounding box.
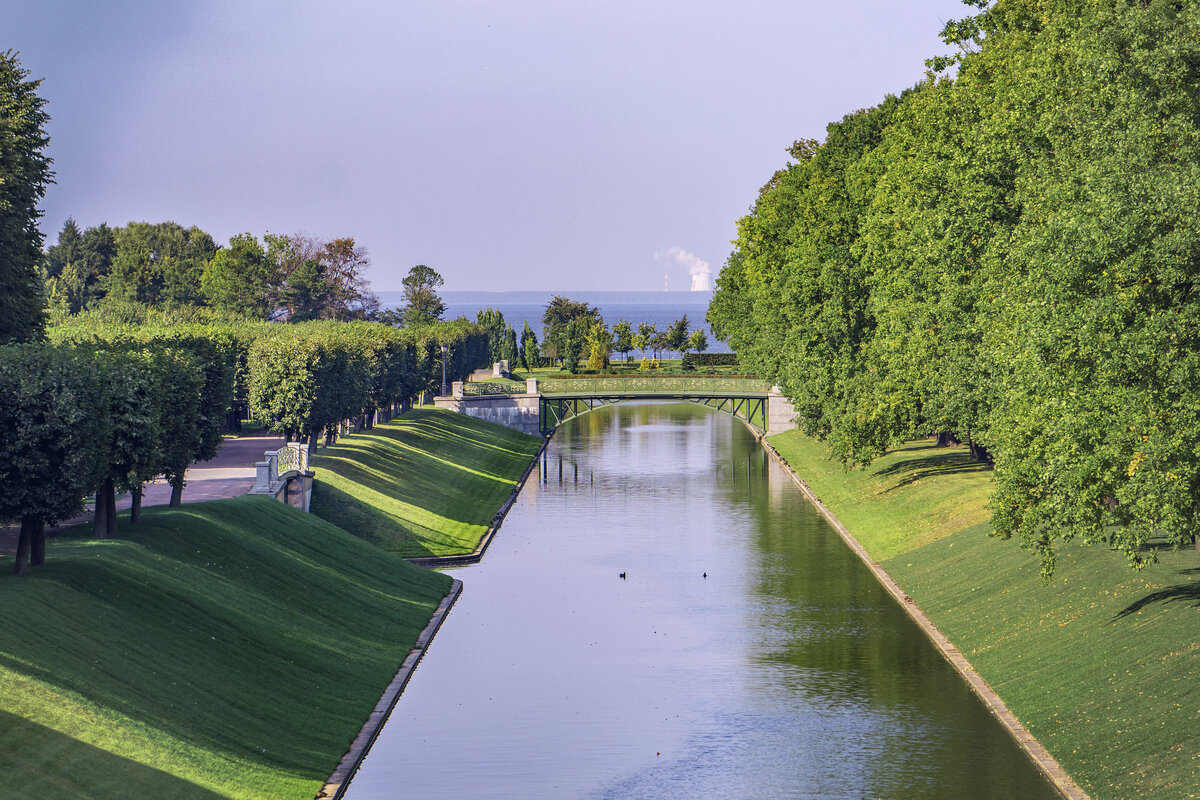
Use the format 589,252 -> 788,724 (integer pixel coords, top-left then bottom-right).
681,352 -> 738,368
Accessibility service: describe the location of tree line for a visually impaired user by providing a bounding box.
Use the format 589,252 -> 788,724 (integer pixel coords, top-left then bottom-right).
708,0 -> 1200,575
1,317 -> 488,576
41,220 -> 379,323
530,295 -> 709,373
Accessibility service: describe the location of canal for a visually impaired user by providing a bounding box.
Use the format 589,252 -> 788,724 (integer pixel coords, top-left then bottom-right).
346,402 -> 1059,799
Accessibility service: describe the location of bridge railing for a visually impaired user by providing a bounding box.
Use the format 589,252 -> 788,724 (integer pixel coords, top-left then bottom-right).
536,375 -> 769,394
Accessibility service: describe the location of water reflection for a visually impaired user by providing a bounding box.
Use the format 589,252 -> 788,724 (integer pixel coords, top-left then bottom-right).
346,403 -> 1057,799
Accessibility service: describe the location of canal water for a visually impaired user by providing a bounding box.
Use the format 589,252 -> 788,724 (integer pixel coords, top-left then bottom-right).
346,403 -> 1058,799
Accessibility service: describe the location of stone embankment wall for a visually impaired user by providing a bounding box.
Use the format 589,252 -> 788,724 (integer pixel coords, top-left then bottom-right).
766,387 -> 797,435
433,393 -> 542,437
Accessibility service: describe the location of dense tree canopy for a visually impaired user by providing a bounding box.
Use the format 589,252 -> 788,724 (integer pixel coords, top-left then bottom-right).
709,0 -> 1200,575
541,295 -> 601,366
0,50 -> 52,343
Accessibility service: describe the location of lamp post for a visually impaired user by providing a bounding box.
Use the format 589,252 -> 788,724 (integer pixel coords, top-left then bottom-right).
441,343 -> 448,396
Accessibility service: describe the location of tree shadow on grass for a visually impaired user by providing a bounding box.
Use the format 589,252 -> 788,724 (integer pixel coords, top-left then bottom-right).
0,707 -> 226,800
874,448 -> 991,494
1114,569 -> 1200,619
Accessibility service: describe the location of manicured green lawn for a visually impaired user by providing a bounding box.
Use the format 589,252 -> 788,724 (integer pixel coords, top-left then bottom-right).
768,432 -> 993,559
769,428 -> 1200,800
0,496 -> 452,800
309,409 -> 543,557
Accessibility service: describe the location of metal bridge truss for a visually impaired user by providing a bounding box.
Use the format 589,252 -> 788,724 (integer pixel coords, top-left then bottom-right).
538,393 -> 767,436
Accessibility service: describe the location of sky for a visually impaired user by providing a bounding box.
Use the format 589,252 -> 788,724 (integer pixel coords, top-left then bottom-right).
8,0 -> 969,292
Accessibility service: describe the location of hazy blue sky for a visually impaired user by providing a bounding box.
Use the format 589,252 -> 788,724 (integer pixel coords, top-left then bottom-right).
9,0 -> 968,292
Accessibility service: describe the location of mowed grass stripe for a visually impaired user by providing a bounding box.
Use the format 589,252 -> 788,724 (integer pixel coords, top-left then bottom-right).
768,429 -> 1200,800
0,496 -> 452,800
310,409 -> 544,557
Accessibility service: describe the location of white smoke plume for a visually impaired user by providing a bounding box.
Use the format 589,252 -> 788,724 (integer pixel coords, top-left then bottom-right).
654,246 -> 713,291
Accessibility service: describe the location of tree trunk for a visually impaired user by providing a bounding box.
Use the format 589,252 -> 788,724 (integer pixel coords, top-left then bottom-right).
936,430 -> 952,447
102,478 -> 117,538
30,516 -> 46,566
13,516 -> 33,576
94,485 -> 109,539
968,439 -> 993,464
169,474 -> 184,507
131,484 -> 143,524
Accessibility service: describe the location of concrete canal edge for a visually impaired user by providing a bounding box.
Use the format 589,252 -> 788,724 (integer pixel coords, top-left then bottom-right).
759,439 -> 1091,800
406,435 -> 549,568
316,578 -> 464,800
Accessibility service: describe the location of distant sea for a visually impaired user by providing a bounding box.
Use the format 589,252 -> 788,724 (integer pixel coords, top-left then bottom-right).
376,290 -> 730,356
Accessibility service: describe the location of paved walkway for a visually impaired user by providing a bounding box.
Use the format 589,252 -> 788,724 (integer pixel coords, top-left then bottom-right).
0,432 -> 286,557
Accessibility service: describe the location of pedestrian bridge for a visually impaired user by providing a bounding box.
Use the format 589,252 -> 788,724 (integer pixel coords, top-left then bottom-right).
433,376 -> 796,437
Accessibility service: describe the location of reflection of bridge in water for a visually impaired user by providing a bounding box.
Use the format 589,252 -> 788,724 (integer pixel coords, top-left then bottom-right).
435,377 -> 796,438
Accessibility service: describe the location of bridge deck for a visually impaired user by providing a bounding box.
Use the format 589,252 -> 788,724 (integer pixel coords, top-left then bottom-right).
540,391 -> 767,400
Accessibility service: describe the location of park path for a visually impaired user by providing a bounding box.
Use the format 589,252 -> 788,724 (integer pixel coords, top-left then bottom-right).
0,431 -> 286,557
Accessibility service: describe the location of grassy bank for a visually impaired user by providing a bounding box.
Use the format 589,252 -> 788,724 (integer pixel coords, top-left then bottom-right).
769,431 -> 1200,800
0,496 -> 452,800
309,408 -> 543,558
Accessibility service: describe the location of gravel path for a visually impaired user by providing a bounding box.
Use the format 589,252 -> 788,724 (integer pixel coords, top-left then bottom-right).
0,432 -> 286,557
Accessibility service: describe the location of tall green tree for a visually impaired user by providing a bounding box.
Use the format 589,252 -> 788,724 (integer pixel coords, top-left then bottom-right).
43,219 -> 116,314
519,320 -> 538,370
401,264 -> 445,325
476,308 -> 508,364
584,321 -> 611,371
612,320 -> 633,361
201,232 -> 276,317
107,221 -> 217,308
541,296 -> 601,366
664,315 -> 690,358
979,0 -> 1200,575
0,51 -> 52,343
0,345 -> 101,574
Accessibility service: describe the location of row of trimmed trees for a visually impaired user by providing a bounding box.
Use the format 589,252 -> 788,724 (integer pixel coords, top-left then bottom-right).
708,0 -> 1200,576
0,318 -> 488,575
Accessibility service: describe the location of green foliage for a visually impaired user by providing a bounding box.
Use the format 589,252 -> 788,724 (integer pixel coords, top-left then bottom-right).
41,219 -> 115,315
584,320 -> 610,371
107,221 -> 217,308
713,0 -> 1200,573
664,314 -> 690,356
0,51 -> 52,343
247,319 -> 487,441
541,296 -> 601,366
400,264 -> 445,326
631,321 -> 657,358
0,344 -> 100,527
500,324 -> 519,367
201,233 -> 275,318
561,315 -> 591,373
611,320 -> 633,358
519,320 -> 538,370
475,308 -> 508,364
681,351 -> 734,369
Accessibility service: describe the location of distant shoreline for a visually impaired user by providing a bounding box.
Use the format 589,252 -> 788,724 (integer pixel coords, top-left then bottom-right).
377,289 -> 714,307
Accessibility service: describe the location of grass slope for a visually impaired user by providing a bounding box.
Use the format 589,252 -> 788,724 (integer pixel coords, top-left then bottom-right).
0,496 -> 452,800
769,430 -> 1200,800
309,408 -> 543,557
